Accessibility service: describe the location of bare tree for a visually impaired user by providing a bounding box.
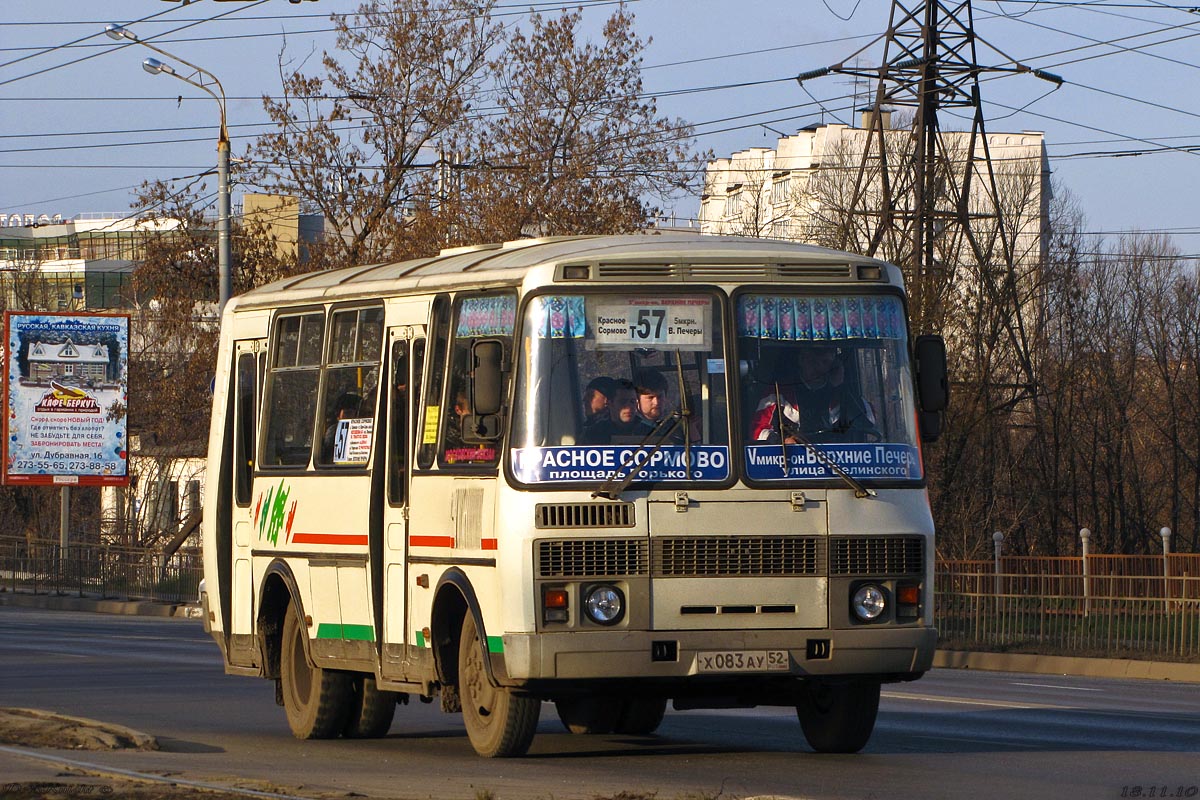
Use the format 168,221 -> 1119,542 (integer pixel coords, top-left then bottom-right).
245,0 -> 502,266
451,6 -> 705,242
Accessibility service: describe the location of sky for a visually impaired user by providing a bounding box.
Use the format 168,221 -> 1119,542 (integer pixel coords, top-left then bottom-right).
2,0 -> 1199,251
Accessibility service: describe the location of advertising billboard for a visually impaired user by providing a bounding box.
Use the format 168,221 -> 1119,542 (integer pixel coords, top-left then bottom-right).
2,312 -> 130,486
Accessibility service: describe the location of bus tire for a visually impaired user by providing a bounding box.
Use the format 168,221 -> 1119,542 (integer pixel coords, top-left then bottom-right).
555,695 -> 620,734
280,600 -> 353,739
343,676 -> 398,739
458,613 -> 540,757
795,679 -> 880,754
614,697 -> 667,735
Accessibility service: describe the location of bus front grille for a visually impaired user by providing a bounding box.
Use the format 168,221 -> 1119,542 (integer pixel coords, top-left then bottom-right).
829,536 -> 924,576
535,502 -> 635,529
537,538 -> 648,577
654,536 -> 823,577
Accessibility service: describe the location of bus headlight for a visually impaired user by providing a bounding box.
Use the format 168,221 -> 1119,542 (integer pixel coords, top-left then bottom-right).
583,584 -> 624,626
851,584 -> 887,622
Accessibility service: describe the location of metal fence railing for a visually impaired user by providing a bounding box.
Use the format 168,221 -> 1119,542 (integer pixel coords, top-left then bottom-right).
937,556 -> 1200,661
0,536 -> 201,605
4,533 -> 1199,662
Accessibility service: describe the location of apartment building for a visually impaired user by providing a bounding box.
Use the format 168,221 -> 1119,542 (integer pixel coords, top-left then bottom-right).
698,112 -> 1050,271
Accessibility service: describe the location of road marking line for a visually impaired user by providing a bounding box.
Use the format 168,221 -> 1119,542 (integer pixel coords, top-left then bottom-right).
1010,682 -> 1103,692
882,691 -> 1072,710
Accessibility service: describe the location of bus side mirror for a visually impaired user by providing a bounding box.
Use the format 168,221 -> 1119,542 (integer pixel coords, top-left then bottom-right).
471,339 -> 504,416
914,335 -> 948,413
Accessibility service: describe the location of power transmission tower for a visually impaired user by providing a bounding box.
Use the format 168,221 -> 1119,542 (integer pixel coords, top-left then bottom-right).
797,1 -> 1060,339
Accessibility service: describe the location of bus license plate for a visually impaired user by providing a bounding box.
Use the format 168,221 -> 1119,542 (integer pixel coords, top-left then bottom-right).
697,650 -> 790,673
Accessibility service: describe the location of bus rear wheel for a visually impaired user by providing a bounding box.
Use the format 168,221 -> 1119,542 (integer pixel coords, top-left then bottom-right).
555,695 -> 666,735
343,675 -> 398,739
795,679 -> 880,754
280,600 -> 353,739
616,697 -> 667,735
458,614 -> 540,757
555,695 -> 620,734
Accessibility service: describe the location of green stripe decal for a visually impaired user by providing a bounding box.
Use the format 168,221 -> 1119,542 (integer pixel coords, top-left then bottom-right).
315,623 -> 375,642
411,631 -> 499,651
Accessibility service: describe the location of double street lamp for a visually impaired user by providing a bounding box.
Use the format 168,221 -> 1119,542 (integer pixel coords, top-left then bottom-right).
105,23 -> 232,312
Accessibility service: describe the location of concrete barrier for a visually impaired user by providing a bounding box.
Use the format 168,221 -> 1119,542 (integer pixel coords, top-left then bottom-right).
934,649 -> 1200,683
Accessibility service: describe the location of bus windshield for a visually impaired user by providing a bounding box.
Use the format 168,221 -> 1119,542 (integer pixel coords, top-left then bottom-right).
735,292 -> 922,482
511,292 -> 731,486
510,290 -> 922,487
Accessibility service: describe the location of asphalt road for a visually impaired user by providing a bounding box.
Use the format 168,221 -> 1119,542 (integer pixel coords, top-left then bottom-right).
2,606 -> 1199,800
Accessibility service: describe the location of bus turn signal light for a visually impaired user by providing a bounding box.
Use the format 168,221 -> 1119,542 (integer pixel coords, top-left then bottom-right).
897,584 -> 921,619
544,588 -> 569,623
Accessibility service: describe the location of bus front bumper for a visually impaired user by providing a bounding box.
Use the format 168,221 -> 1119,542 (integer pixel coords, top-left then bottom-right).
501,625 -> 936,682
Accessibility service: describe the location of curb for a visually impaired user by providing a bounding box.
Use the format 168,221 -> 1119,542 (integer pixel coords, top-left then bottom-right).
0,590 -> 201,619
933,649 -> 1200,683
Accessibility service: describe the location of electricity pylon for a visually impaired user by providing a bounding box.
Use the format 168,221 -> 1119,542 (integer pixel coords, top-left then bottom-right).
797,0 -> 1060,337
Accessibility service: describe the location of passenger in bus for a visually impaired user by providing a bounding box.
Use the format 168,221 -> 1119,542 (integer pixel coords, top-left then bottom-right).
443,388 -> 471,448
582,379 -> 655,444
634,368 -> 687,443
322,391 -> 362,460
749,345 -> 874,443
634,369 -> 669,424
582,376 -> 616,427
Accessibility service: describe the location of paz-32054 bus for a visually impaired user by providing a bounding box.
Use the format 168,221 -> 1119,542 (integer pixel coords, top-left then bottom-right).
200,234 -> 948,757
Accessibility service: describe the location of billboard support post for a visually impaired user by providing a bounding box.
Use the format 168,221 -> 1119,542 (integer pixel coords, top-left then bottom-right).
60,486 -> 70,552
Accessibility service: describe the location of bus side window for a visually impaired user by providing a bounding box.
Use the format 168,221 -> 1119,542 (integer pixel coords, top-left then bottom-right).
387,339 -> 409,505
234,352 -> 256,505
263,312 -> 324,467
438,293 -> 515,470
317,307 -> 384,467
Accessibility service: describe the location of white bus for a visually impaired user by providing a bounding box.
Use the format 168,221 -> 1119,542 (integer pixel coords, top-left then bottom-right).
200,234 -> 948,757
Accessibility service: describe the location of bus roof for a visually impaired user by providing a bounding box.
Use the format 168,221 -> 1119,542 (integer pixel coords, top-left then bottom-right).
229,233 -> 897,311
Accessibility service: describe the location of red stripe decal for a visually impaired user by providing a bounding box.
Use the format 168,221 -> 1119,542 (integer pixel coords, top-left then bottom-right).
481,539 -> 498,550
410,535 -> 456,548
290,532 -> 368,546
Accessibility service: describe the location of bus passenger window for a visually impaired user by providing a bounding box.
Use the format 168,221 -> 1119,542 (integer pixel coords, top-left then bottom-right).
263,313 -> 324,467
317,307 -> 383,467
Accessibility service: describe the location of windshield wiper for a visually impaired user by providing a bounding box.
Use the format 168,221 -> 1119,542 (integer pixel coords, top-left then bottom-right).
591,410 -> 687,500
772,382 -> 875,499
593,351 -> 691,500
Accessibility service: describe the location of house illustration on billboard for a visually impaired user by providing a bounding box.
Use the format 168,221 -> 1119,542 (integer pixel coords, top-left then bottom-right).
26,339 -> 111,386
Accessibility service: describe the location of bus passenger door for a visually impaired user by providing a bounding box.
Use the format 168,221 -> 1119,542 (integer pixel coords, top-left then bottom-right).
380,327 -> 424,680
229,339 -> 264,665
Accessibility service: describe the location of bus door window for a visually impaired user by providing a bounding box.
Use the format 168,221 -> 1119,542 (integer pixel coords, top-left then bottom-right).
234,350 -> 257,505
317,306 -> 384,467
387,339 -> 410,505
263,312 -> 325,467
417,297 -> 449,470
438,293 -> 516,469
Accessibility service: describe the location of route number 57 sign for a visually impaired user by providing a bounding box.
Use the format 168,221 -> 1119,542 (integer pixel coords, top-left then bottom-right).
590,297 -> 712,351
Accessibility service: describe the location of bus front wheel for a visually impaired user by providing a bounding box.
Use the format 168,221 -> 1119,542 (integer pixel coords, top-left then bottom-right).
280,600 -> 353,739
458,614 -> 540,757
795,679 -> 880,754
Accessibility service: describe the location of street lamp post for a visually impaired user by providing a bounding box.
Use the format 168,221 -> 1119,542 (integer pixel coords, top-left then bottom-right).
105,24 -> 232,312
